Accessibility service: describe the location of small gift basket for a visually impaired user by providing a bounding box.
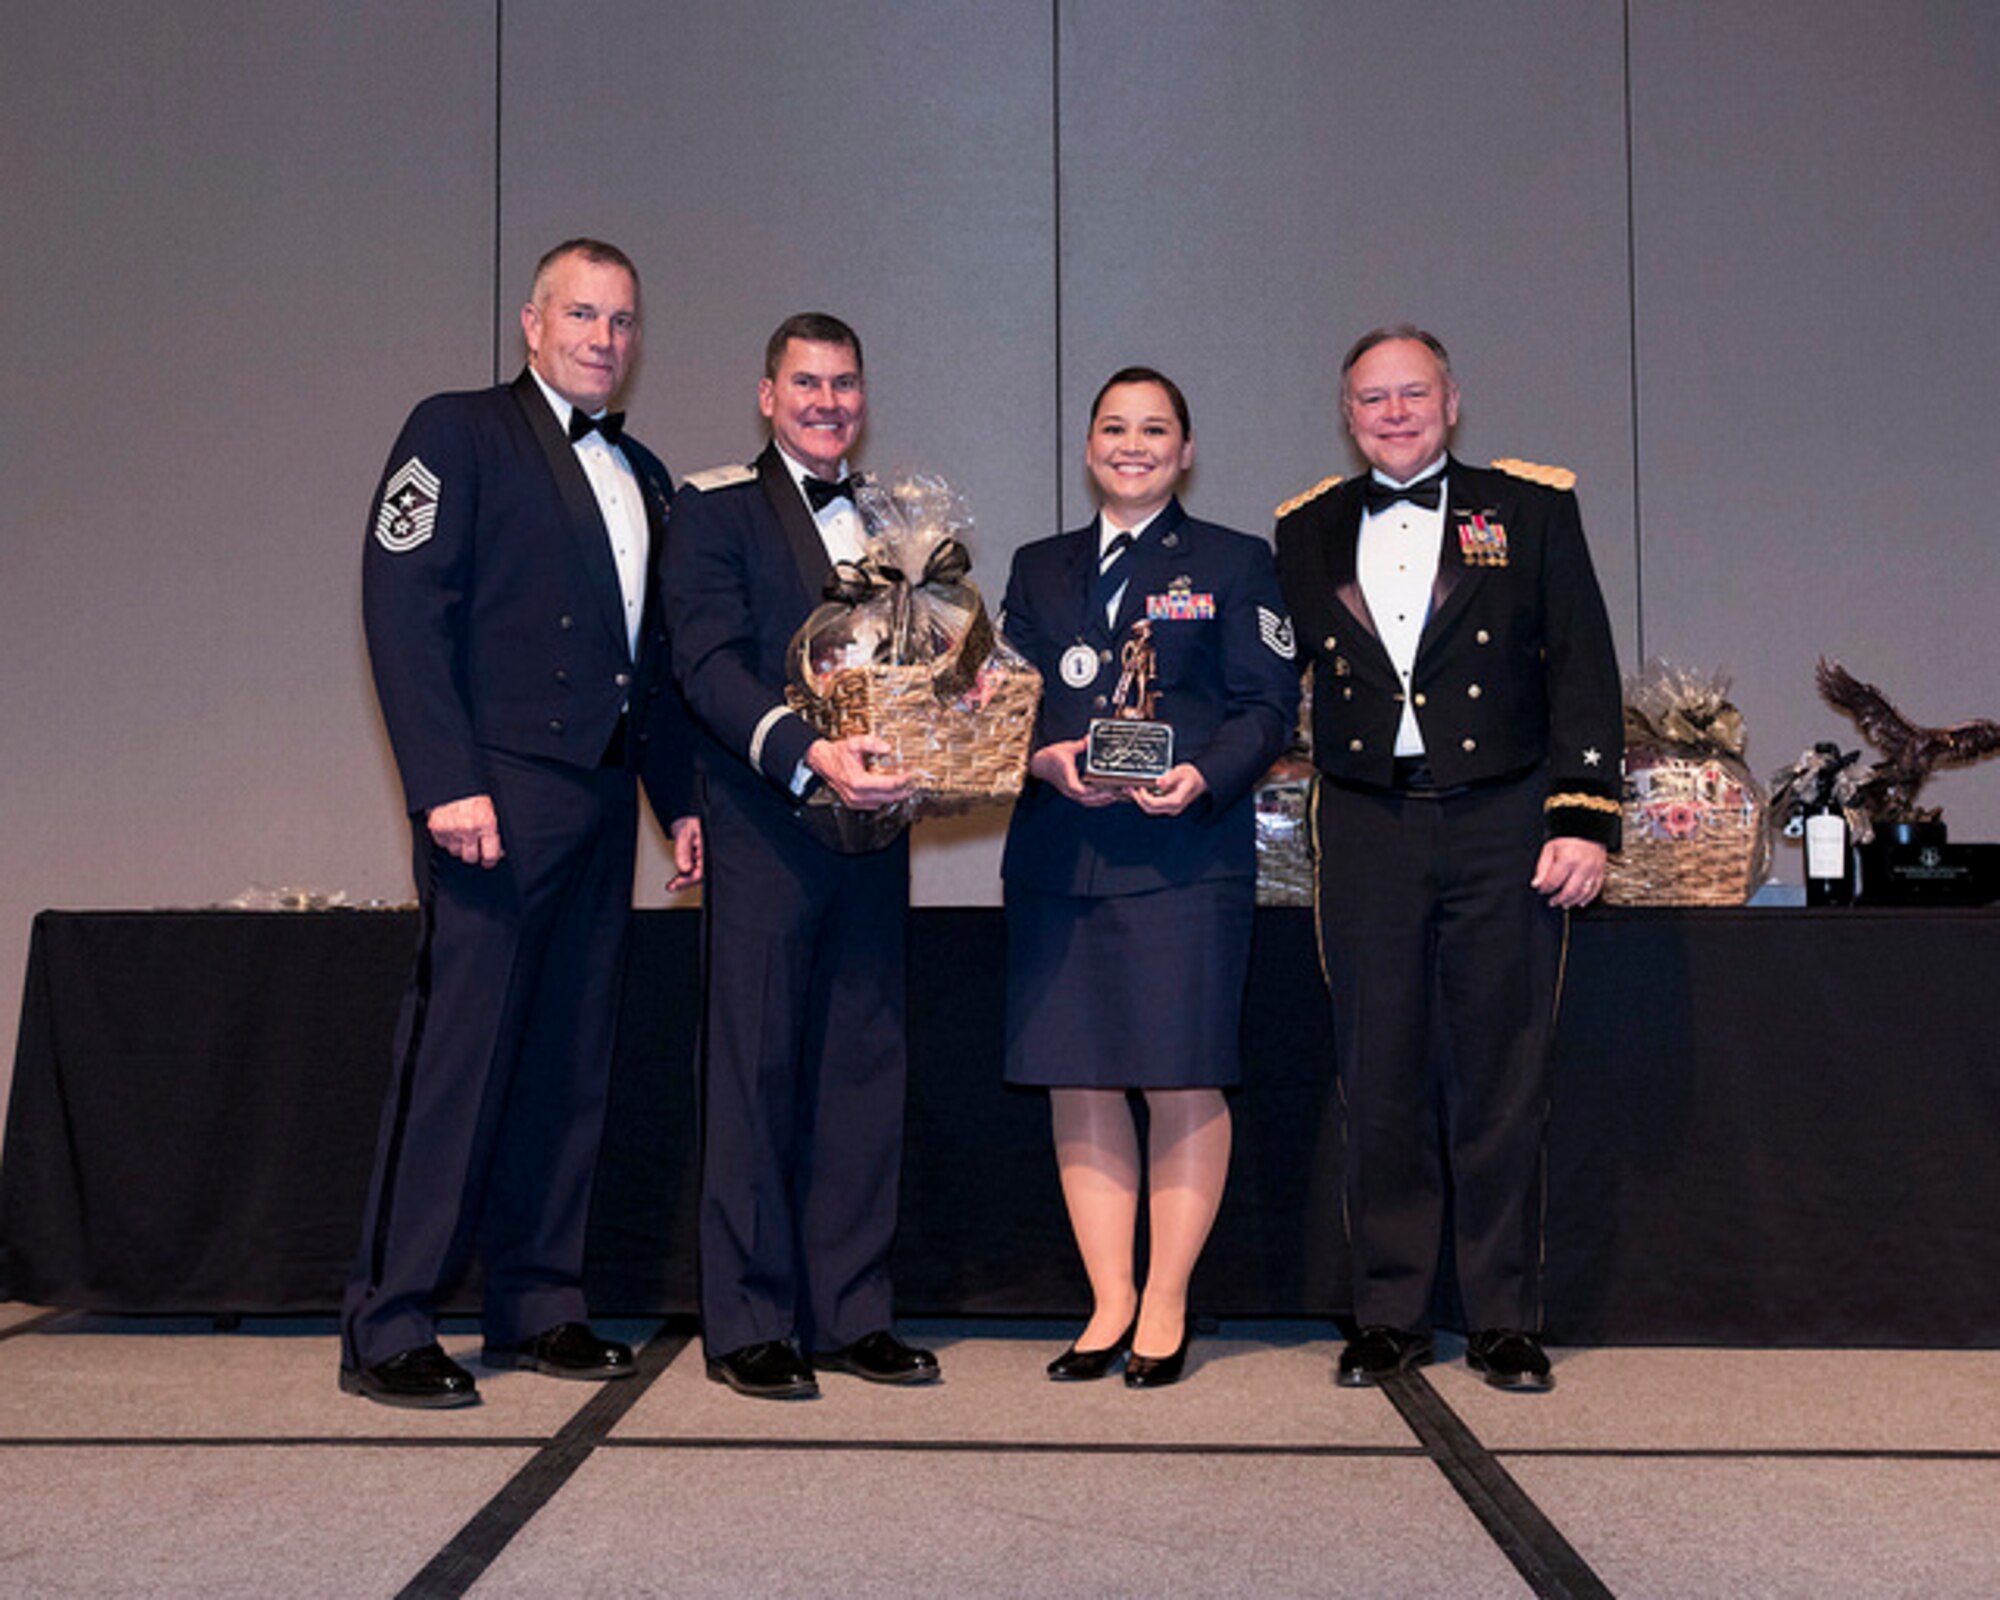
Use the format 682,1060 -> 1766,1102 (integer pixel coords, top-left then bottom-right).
785,472 -> 1042,829
1255,665 -> 1317,906
1602,661 -> 1770,906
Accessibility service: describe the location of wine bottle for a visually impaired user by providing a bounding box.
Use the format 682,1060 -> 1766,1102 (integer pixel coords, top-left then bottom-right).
1803,796 -> 1852,906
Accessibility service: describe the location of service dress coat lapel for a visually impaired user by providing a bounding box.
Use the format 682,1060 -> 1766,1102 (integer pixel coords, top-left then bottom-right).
1416,459 -> 1499,663
1063,523 -> 1107,647
1104,498 -> 1190,640
1307,486 -> 1394,676
755,442 -> 837,605
634,453 -> 672,653
511,370 -> 633,658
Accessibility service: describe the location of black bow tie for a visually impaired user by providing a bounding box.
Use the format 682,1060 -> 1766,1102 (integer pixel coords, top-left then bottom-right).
568,409 -> 625,445
804,473 -> 858,511
1364,468 -> 1445,515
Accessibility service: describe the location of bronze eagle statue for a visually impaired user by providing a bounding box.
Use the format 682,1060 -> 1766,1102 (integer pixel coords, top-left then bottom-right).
1816,658 -> 2000,822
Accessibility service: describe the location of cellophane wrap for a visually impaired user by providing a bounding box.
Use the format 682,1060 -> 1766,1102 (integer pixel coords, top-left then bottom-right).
1603,660 -> 1771,905
1255,665 -> 1317,905
785,471 -> 1042,835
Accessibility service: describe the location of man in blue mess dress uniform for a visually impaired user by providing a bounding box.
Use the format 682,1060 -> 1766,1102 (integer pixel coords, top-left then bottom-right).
663,313 -> 938,1400
343,239 -> 700,1408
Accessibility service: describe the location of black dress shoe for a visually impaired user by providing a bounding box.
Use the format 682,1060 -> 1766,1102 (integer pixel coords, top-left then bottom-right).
1336,1325 -> 1433,1387
1466,1329 -> 1554,1392
482,1321 -> 635,1380
706,1339 -> 819,1399
339,1343 -> 479,1409
813,1329 -> 940,1385
1047,1318 -> 1136,1381
1123,1319 -> 1192,1389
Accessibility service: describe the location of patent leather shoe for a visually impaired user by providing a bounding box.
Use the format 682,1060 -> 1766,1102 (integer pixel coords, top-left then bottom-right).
1123,1318 -> 1192,1389
1336,1325 -> 1433,1387
1047,1318 -> 1136,1381
1466,1329 -> 1554,1392
340,1343 -> 479,1409
482,1321 -> 635,1380
706,1339 -> 819,1399
813,1329 -> 940,1385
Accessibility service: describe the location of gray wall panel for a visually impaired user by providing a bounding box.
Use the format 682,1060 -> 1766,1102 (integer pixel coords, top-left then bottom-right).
4,1 -> 1998,1101
497,0 -> 1059,906
1056,0 -> 1638,667
1630,2 -> 2000,838
1,3 -> 497,1119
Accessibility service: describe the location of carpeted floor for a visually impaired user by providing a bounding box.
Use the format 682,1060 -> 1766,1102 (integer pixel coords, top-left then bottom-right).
1,1304 -> 1995,1598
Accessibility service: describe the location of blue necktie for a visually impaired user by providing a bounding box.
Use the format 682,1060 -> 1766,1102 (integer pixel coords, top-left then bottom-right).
1092,532 -> 1134,627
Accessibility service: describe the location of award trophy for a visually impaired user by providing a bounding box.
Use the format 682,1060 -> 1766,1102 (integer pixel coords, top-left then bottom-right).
1085,619 -> 1175,785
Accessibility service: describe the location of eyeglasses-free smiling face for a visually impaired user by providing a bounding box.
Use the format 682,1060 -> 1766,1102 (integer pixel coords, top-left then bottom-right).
1085,381 -> 1194,526
520,253 -> 639,413
759,338 -> 867,480
1341,337 -> 1460,485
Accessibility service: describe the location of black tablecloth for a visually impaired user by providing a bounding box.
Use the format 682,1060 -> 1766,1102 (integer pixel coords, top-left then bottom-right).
5,906 -> 1998,1345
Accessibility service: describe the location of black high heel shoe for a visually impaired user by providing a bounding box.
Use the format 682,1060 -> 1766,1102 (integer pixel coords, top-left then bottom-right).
1123,1317 -> 1192,1389
1046,1317 -> 1136,1381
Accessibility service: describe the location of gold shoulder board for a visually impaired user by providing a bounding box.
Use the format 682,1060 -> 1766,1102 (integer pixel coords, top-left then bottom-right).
1274,474 -> 1344,520
1490,457 -> 1577,492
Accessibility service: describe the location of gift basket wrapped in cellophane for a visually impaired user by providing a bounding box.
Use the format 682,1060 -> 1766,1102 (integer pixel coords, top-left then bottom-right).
1602,660 -> 1770,906
785,472 -> 1042,836
1254,663 -> 1316,905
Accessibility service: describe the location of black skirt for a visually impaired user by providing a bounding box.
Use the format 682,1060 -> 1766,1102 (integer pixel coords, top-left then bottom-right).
1003,877 -> 1253,1089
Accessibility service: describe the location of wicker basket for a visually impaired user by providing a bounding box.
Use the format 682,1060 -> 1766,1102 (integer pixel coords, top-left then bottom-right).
1602,747 -> 1768,906
788,656 -> 1042,802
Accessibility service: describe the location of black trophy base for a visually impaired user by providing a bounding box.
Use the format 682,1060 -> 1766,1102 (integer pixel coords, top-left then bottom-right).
1854,837 -> 2000,906
1085,717 -> 1174,786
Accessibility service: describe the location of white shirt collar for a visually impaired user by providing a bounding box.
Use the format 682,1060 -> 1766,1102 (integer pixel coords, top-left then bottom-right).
1370,453 -> 1449,491
526,365 -> 615,436
775,442 -> 850,495
1098,505 -> 1164,557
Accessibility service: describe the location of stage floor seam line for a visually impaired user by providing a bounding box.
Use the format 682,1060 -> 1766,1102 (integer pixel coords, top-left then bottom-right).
1497,1445 -> 2000,1462
1384,1370 -> 1616,1600
0,1307 -> 77,1342
594,1437 -> 1431,1457
4,1436 -> 1993,1465
390,1322 -> 689,1600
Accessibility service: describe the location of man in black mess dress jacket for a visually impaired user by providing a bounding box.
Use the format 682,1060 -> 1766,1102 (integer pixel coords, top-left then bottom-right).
1274,324 -> 1622,1394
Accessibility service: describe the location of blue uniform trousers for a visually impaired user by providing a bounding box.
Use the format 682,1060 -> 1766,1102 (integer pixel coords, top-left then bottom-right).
695,783 -> 908,1358
341,748 -> 636,1368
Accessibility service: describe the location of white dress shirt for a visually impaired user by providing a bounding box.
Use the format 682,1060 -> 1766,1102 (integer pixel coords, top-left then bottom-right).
774,444 -> 867,566
527,366 -> 648,657
772,445 -> 866,793
1356,455 -> 1447,758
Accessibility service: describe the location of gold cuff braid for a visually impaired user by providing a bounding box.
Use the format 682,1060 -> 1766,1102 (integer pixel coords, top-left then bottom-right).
1545,792 -> 1621,815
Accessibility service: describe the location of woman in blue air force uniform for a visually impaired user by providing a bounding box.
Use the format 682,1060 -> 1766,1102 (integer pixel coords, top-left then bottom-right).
1000,367 -> 1300,1387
